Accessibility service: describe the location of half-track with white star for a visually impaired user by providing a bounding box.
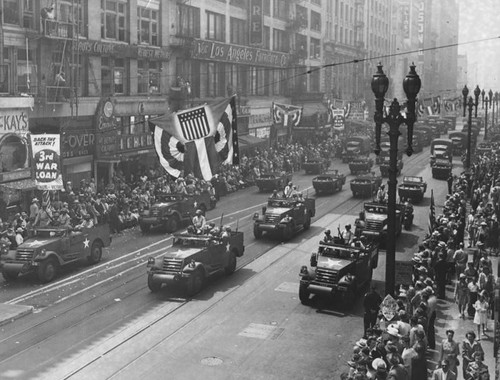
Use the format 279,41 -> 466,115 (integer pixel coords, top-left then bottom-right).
0,224 -> 112,283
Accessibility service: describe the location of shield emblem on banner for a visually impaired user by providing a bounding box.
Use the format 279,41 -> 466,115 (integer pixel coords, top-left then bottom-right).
380,294 -> 398,321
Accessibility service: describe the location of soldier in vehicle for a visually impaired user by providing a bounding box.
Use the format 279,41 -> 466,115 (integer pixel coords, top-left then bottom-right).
192,209 -> 206,231
351,236 -> 366,250
290,186 -> 300,198
271,190 -> 280,199
376,185 -> 387,203
75,214 -> 94,230
342,224 -> 354,245
284,181 -> 293,198
322,229 -> 333,243
58,208 -> 71,228
221,226 -> 231,242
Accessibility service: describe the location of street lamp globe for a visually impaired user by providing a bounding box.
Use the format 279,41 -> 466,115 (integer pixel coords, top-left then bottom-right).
402,63 -> 421,99
462,85 -> 469,117
371,63 -> 389,98
481,89 -> 485,108
489,89 -> 493,108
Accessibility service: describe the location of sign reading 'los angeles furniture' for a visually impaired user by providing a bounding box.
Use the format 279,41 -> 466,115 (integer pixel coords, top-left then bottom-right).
191,39 -> 290,68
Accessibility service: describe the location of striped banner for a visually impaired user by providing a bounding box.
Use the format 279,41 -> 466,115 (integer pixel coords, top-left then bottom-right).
428,189 -> 436,235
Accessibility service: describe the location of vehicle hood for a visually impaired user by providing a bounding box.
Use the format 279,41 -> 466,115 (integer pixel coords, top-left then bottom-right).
18,237 -> 61,250
164,246 -> 202,259
266,207 -> 292,215
317,256 -> 352,270
152,202 -> 178,208
365,213 -> 387,221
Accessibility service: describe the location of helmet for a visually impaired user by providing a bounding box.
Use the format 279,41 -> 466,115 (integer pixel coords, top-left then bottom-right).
196,209 -> 203,215
325,229 -> 331,235
288,181 -> 292,186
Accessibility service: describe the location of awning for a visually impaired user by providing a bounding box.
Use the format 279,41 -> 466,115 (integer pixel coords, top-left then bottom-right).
238,134 -> 268,151
0,178 -> 37,191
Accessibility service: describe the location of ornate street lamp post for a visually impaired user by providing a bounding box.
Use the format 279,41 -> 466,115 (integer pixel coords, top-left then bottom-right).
371,62 -> 421,297
492,96 -> 495,137
466,97 -> 475,170
489,89 -> 493,109
481,89 -> 485,109
485,96 -> 489,139
474,86 -> 481,118
462,85 -> 469,118
495,92 -> 499,125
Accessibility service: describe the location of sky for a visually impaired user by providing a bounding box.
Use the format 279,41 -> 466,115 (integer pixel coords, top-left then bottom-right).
458,0 -> 500,90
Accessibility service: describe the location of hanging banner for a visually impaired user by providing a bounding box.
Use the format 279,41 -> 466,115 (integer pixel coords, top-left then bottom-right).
31,134 -> 64,190
332,109 -> 345,131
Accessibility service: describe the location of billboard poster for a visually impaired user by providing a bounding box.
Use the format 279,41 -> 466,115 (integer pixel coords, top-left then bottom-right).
249,0 -> 263,45
332,109 -> 345,131
31,134 -> 64,190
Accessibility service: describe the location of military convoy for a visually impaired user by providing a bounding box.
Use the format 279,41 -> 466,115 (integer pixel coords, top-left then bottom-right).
255,172 -> 293,192
303,160 -> 329,175
299,238 -> 379,306
147,230 -> 244,296
379,156 -> 403,177
253,196 -> 316,241
354,202 -> 405,241
348,157 -> 374,175
139,192 -> 215,233
312,169 -> 346,195
398,176 -> 427,203
350,173 -> 382,198
0,224 -> 111,283
342,136 -> 372,163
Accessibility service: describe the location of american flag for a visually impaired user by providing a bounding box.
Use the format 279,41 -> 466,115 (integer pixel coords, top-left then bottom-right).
177,106 -> 211,141
428,189 -> 436,235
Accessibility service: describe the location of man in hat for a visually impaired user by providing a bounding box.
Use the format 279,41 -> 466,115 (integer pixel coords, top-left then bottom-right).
432,359 -> 457,380
322,229 -> 333,244
342,224 -> 354,245
363,285 -> 382,338
192,209 -> 206,231
58,208 -> 71,228
34,202 -> 53,228
453,242 -> 468,279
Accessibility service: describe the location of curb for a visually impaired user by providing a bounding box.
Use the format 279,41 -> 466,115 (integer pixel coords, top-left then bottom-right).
0,304 -> 34,327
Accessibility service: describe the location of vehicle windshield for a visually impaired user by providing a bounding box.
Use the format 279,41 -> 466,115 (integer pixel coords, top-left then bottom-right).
34,228 -> 67,238
403,176 -> 422,183
158,194 -> 184,202
268,200 -> 294,207
173,236 -> 215,247
319,245 -> 355,260
365,205 -> 387,213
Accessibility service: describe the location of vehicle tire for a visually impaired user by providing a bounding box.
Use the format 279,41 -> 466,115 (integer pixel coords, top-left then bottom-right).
186,270 -> 204,297
225,251 -> 237,275
38,258 -> 57,283
148,274 -> 162,293
2,270 -> 18,282
299,284 -> 310,305
282,225 -> 293,241
140,222 -> 150,234
253,226 -> 263,239
303,214 -> 311,230
88,240 -> 103,264
166,215 -> 180,233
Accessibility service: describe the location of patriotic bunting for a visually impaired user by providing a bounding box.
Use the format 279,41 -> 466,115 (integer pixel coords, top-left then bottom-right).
428,189 -> 436,235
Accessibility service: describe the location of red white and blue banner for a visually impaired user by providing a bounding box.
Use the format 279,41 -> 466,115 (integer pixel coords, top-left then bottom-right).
150,96 -> 239,180
31,134 -> 64,190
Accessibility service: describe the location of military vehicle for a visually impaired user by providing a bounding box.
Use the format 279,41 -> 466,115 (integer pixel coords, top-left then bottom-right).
379,156 -> 403,177
253,196 -> 315,241
349,157 -> 374,175
430,138 -> 453,166
431,158 -> 453,179
303,160 -> 329,175
342,136 -> 372,163
0,224 -> 111,283
350,173 -> 382,198
255,172 -> 292,192
398,176 -> 427,203
312,169 -> 346,195
139,192 -> 214,233
299,238 -> 379,306
354,202 -> 406,241
147,230 -> 244,296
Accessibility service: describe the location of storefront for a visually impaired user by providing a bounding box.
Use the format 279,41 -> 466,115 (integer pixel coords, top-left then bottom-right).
0,97 -> 35,217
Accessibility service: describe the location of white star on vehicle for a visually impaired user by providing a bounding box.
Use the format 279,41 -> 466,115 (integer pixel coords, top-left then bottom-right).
83,238 -> 90,248
26,240 -> 45,247
324,258 -> 344,267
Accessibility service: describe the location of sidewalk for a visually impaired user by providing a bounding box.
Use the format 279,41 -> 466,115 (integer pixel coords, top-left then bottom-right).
0,303 -> 33,327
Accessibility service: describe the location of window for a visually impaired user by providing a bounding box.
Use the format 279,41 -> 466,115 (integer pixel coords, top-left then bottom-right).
17,48 -> 37,95
272,69 -> 286,96
263,0 -> 270,15
249,67 -> 264,96
0,48 -> 10,94
207,11 -> 225,41
138,1 -> 159,46
177,4 -> 200,38
22,0 -> 34,28
138,60 -> 161,95
230,18 -> 247,45
310,38 -> 320,59
272,29 -> 288,53
311,0 -> 321,5
263,26 -> 270,49
295,34 -> 307,58
71,55 -> 88,97
205,62 -> 225,97
2,0 -> 19,25
311,11 -> 321,31
273,0 -> 288,19
296,5 -> 307,28
230,0 -> 247,8
101,57 -> 127,96
310,67 -> 320,91
101,0 -> 128,42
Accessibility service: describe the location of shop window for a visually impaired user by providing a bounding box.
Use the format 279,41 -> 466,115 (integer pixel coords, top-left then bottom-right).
138,1 -> 159,46
101,0 -> 128,42
207,11 -> 225,42
2,0 -> 19,25
295,33 -> 307,58
0,135 -> 28,172
101,57 -> 127,96
177,4 -> 200,38
17,48 -> 37,95
138,60 -> 160,95
230,17 -> 247,45
310,38 -> 320,59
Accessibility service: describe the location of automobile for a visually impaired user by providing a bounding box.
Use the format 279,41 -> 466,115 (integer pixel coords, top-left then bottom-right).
253,196 -> 315,241
354,202 -> 406,242
348,157 -> 374,175
0,224 -> 111,283
398,176 -> 427,203
298,238 -> 379,306
312,169 -> 346,195
146,230 -> 244,296
139,192 -> 215,233
303,160 -> 329,175
342,136 -> 372,163
379,156 -> 403,177
255,172 -> 292,192
350,173 -> 382,198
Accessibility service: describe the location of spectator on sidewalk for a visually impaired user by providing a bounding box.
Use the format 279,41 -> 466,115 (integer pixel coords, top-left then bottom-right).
467,276 -> 480,318
465,351 -> 490,380
432,359 -> 457,380
434,252 -> 449,299
438,329 -> 460,375
363,285 -> 382,338
473,292 -> 489,340
455,273 -> 470,318
453,242 -> 468,278
462,331 -> 484,379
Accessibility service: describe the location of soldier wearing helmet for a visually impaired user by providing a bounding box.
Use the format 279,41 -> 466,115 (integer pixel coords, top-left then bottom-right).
192,209 -> 206,231
284,181 -> 293,198
322,229 -> 333,243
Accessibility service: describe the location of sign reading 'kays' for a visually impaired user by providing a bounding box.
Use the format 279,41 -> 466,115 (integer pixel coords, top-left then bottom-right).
31,134 -> 63,190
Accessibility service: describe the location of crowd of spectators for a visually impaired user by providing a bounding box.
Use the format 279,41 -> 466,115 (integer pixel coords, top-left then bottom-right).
341,156 -> 496,379
0,139 -> 339,244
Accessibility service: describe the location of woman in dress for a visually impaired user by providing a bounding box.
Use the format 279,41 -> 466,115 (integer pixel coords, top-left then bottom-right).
462,331 -> 484,379
439,329 -> 460,375
455,273 -> 469,318
474,292 -> 489,339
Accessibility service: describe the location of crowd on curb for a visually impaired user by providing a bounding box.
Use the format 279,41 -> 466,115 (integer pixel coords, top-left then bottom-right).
340,163 -> 497,378
0,139 -> 339,246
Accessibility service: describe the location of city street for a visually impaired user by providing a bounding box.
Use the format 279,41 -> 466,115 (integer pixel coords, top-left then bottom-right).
0,140 -> 445,379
